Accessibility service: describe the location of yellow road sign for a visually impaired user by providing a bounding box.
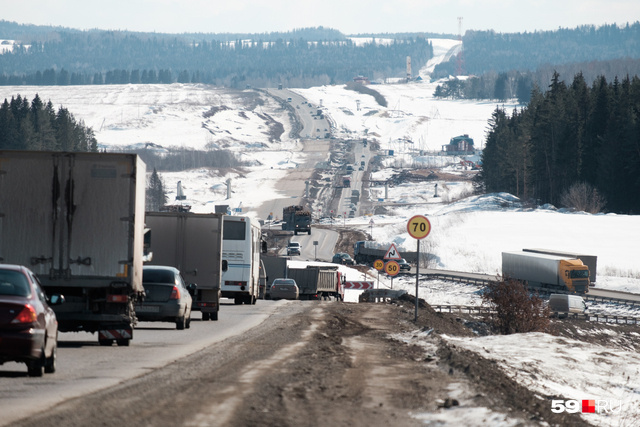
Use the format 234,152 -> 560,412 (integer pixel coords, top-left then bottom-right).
407,215 -> 431,239
384,260 -> 400,276
373,259 -> 384,271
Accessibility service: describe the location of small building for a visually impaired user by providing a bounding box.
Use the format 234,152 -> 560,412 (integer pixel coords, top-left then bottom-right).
442,134 -> 475,153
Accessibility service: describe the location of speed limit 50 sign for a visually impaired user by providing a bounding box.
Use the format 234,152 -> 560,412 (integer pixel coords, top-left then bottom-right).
384,260 -> 400,276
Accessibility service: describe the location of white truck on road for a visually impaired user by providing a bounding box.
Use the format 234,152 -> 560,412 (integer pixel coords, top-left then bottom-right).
0,151 -> 147,346
145,212 -> 224,320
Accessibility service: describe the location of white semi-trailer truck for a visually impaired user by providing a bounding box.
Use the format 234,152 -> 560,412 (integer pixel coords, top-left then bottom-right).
502,251 -> 590,294
522,248 -> 597,284
0,151 -> 147,346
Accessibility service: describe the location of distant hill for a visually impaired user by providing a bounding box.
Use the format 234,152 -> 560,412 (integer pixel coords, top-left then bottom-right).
432,23 -> 640,99
0,21 -> 432,88
1,20 -> 639,91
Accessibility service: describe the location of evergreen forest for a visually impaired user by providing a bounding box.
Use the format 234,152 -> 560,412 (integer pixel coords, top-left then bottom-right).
479,72 -> 640,214
433,23 -> 640,103
0,94 -> 97,151
0,22 -> 433,88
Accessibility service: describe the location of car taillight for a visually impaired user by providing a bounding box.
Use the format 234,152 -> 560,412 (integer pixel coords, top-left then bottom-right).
11,304 -> 37,324
170,286 -> 180,300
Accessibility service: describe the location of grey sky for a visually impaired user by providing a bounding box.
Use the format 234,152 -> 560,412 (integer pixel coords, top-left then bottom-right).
3,0 -> 639,35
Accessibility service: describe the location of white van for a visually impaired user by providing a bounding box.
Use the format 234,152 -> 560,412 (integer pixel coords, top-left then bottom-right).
549,294 -> 587,316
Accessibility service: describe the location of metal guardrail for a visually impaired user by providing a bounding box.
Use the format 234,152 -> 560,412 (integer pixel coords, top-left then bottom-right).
422,270 -> 640,308
432,305 -> 492,314
432,305 -> 640,325
424,272 -> 493,286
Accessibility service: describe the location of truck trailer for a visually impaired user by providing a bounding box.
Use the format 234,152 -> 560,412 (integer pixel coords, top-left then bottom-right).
502,251 -> 590,294
0,151 -> 147,346
282,205 -> 311,235
144,212 -> 223,320
286,265 -> 344,300
522,248 -> 597,284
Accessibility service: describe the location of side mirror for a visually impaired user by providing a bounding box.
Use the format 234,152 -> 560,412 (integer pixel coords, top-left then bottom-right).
222,260 -> 228,272
186,283 -> 197,297
49,294 -> 65,305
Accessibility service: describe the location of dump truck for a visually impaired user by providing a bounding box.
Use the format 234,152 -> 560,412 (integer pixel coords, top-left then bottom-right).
286,265 -> 344,300
144,212 -> 223,320
0,151 -> 147,346
523,248 -> 597,284
282,205 -> 311,235
502,251 -> 590,294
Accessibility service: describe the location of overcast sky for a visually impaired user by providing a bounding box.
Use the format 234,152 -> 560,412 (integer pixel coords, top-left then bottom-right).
3,0 -> 639,35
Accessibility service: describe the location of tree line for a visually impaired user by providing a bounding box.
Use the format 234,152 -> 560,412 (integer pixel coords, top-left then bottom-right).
434,57 -> 640,104
478,72 -> 640,214
0,25 -> 432,88
0,94 -> 97,151
433,23 -> 640,79
432,23 -> 640,103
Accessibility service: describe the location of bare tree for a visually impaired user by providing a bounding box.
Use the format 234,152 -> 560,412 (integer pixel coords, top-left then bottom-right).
560,182 -> 606,213
482,278 -> 550,335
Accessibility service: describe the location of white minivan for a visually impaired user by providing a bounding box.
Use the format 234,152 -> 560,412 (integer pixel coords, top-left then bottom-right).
548,294 -> 587,316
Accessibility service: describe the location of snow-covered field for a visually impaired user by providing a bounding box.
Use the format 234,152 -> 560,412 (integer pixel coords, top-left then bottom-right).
1,38 -> 638,426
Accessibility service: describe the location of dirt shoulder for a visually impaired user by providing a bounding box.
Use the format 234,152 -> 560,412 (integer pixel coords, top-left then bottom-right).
233,300 -> 586,427
15,301 -> 589,427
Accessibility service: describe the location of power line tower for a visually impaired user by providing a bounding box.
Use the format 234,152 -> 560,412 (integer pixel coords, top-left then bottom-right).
456,17 -> 465,76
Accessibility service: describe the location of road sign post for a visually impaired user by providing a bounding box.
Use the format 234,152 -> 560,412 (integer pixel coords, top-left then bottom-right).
373,259 -> 384,289
407,215 -> 431,322
384,260 -> 400,289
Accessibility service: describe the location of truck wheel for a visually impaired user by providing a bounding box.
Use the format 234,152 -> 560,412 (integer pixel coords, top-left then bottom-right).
116,339 -> 130,347
202,312 -> 210,321
234,297 -> 242,305
211,311 -> 219,321
308,230 -> 311,235
99,339 -> 114,346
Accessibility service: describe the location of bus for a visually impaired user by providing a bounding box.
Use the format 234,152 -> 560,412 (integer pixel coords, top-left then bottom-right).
221,215 -> 264,304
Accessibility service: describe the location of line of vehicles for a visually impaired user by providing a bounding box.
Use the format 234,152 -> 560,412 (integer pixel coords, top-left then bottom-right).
0,151 -> 270,376
0,150 -> 600,376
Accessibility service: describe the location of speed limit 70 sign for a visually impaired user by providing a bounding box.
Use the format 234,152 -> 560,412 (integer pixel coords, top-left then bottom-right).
407,215 -> 431,239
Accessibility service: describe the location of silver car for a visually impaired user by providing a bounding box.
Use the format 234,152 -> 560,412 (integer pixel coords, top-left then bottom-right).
269,278 -> 299,300
138,266 -> 195,330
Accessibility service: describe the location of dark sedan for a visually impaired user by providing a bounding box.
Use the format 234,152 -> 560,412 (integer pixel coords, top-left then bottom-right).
0,264 -> 64,376
138,266 -> 195,330
398,259 -> 412,271
332,253 -> 355,266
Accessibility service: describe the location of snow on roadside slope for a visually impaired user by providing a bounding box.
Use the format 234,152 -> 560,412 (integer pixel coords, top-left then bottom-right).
441,332 -> 640,427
